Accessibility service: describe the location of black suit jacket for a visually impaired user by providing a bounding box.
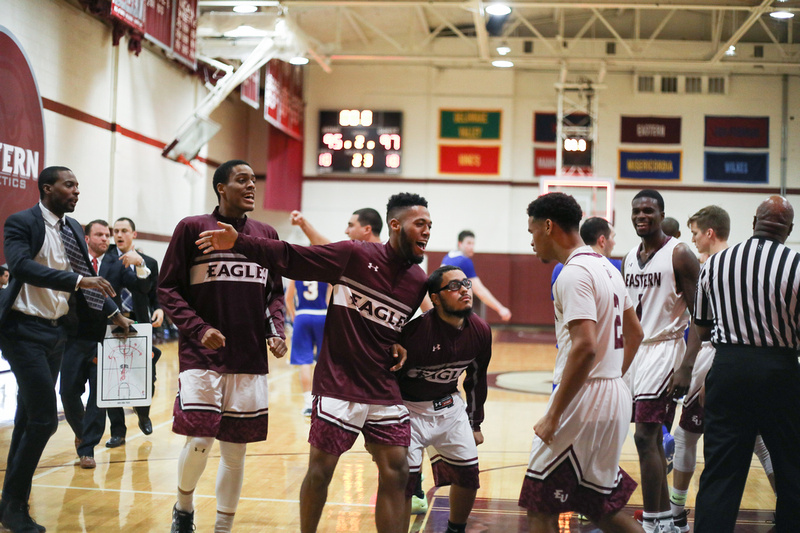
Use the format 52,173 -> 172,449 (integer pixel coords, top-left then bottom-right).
0,204 -> 118,328
131,252 -> 160,324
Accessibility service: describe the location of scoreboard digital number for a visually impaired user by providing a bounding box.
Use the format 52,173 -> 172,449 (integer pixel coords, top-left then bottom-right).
318,110 -> 402,175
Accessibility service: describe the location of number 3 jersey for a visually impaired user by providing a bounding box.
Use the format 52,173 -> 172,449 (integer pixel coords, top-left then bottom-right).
294,280 -> 329,315
397,310 -> 492,431
552,246 -> 633,383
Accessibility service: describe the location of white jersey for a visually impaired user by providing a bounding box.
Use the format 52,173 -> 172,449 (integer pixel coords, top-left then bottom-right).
552,247 -> 633,383
624,237 -> 689,343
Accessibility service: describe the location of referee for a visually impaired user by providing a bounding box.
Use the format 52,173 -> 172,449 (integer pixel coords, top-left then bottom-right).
692,195 -> 800,532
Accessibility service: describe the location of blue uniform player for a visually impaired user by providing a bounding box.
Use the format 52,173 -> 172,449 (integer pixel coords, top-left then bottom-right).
286,279 -> 330,416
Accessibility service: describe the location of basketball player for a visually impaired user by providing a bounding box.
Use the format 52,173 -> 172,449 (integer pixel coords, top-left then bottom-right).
623,189 -> 701,533
398,265 -> 492,533
196,192 -> 431,533
668,206 -> 775,532
158,160 -> 287,533
285,279 -> 331,416
520,192 -> 644,533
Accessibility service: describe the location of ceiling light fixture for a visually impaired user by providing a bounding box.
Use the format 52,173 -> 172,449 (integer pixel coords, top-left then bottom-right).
492,60 -> 514,68
289,56 -> 309,65
496,43 -> 511,55
223,25 -> 269,38
233,4 -> 258,13
725,45 -> 736,56
485,3 -> 511,17
770,10 -> 795,19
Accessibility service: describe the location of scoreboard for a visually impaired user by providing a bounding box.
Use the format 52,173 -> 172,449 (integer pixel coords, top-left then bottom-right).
317,110 -> 402,175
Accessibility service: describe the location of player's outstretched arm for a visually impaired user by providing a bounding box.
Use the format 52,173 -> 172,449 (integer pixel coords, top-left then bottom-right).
471,277 -> 512,321
290,210 -> 331,246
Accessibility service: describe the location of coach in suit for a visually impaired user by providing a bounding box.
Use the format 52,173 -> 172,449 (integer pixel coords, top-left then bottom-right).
106,217 -> 162,445
0,167 -> 132,533
60,219 -> 151,468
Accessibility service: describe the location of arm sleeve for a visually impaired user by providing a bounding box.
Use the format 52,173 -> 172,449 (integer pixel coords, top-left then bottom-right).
263,230 -> 286,340
234,234 -> 352,284
4,213 -> 79,292
463,326 -> 492,432
157,220 -> 212,341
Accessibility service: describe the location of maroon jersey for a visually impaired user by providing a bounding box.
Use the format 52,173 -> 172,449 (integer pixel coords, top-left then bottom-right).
398,311 -> 492,431
158,208 -> 285,374
233,236 -> 428,404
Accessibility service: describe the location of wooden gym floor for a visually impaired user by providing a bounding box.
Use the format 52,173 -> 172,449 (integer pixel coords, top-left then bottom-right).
0,327 -> 778,532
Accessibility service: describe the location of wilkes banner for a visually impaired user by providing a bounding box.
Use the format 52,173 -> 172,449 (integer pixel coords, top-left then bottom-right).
439,145 -> 500,175
0,26 -> 46,265
705,152 -> 768,184
619,150 -> 681,181
705,116 -> 769,148
620,116 -> 681,144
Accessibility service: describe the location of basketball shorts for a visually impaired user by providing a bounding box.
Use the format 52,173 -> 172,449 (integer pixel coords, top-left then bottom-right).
309,395 -> 410,456
290,313 -> 326,366
173,369 -> 268,443
625,337 -> 684,424
678,342 -> 715,433
404,394 -> 480,497
519,377 -> 636,519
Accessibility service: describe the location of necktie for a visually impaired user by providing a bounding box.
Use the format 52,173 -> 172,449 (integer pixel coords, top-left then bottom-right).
59,220 -> 106,311
121,288 -> 133,313
92,257 -> 98,274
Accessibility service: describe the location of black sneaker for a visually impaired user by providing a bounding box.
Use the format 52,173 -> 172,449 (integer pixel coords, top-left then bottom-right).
1,499 -> 46,533
170,504 -> 195,533
673,509 -> 690,533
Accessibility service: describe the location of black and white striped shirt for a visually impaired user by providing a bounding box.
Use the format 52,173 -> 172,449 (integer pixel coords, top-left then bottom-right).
694,237 -> 800,349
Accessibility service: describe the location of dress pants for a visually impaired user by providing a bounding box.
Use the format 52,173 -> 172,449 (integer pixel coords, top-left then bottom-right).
59,338 -> 106,457
695,345 -> 800,532
0,314 -> 65,502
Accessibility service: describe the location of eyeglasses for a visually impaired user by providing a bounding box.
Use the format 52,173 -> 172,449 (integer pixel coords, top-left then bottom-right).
431,278 -> 472,294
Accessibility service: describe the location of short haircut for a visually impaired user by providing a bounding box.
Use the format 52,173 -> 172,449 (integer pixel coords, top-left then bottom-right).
527,192 -> 583,232
0,265 -> 7,276
662,217 -> 680,238
114,217 -> 136,232
212,159 -> 250,201
38,166 -> 72,199
353,208 -> 383,237
633,189 -> 665,211
386,192 -> 428,222
687,205 -> 730,240
426,265 -> 463,296
579,217 -> 611,246
85,219 -> 109,235
458,230 -> 475,243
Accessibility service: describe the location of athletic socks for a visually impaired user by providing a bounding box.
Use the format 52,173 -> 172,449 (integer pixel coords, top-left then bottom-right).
642,512 -> 659,533
445,521 -> 467,533
214,512 -> 235,533
176,488 -> 194,514
303,391 -> 313,410
670,487 -> 688,516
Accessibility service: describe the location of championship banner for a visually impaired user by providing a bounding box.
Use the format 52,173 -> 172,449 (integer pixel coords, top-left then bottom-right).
264,60 -> 304,140
533,148 -> 556,176
619,150 -> 681,181
240,70 -> 260,109
111,0 -> 145,32
439,145 -> 500,175
0,26 -> 46,265
440,110 -> 501,140
705,152 -> 768,184
705,116 -> 769,148
620,116 -> 681,144
173,0 -> 198,68
144,0 -> 174,50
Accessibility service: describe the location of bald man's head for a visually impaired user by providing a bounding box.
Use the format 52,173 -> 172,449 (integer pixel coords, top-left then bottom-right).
753,195 -> 794,243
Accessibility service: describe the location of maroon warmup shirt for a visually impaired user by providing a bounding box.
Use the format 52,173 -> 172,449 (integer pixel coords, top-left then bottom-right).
158,208 -> 285,374
397,311 -> 492,431
233,236 -> 428,405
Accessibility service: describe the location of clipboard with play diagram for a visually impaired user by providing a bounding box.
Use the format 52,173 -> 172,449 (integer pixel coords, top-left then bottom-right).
96,324 -> 153,408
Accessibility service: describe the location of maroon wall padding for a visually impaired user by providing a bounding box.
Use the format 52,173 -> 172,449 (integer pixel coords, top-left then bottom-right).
426,251 -> 556,326
264,124 -> 303,212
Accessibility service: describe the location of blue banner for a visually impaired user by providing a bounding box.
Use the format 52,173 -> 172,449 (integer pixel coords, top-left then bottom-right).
705,152 -> 768,183
619,150 -> 681,180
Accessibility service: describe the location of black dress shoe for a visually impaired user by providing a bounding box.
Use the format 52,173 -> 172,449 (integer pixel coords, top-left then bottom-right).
138,416 -> 153,435
105,436 -> 126,448
1,499 -> 46,532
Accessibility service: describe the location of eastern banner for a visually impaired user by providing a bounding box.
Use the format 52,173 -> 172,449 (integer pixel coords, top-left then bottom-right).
705,152 -> 768,184
619,150 -> 681,181
620,116 -> 681,144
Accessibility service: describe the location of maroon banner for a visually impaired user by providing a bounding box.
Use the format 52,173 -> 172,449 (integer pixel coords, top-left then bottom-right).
439,145 -> 500,175
264,60 -> 303,141
173,0 -> 198,68
241,70 -> 260,109
705,116 -> 769,148
111,0 -> 145,32
533,148 -> 556,176
621,116 -> 681,144
0,27 -> 46,264
265,125 -> 302,211
144,0 -> 174,50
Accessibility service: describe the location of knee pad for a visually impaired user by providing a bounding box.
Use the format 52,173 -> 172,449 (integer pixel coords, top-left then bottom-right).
672,426 -> 701,473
